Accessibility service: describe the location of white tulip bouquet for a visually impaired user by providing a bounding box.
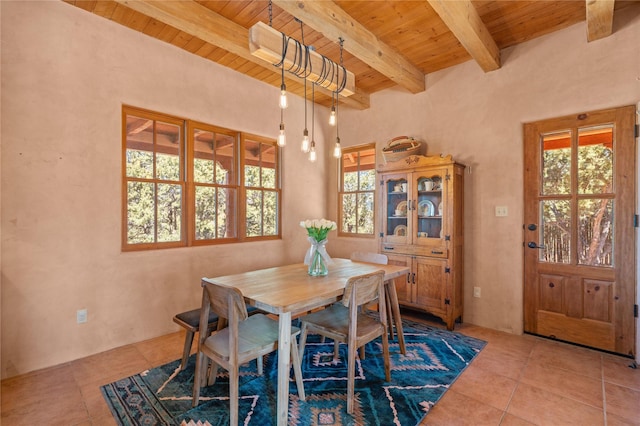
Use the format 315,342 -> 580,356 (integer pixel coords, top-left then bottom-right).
300,218 -> 337,276
299,218 -> 338,243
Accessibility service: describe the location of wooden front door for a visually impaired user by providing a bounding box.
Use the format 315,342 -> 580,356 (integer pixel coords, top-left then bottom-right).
523,105 -> 636,357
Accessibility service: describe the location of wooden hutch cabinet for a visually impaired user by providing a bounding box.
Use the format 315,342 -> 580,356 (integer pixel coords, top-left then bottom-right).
377,155 -> 465,330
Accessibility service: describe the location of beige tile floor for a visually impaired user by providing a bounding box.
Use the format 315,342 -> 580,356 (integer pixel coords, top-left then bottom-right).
2,311 -> 639,425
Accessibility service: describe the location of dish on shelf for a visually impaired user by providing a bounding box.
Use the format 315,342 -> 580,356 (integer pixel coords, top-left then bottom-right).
438,202 -> 443,216
395,201 -> 408,216
418,200 -> 435,217
393,225 -> 407,236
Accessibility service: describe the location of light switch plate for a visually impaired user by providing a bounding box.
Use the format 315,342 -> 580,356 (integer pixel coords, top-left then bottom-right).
495,206 -> 508,217
77,309 -> 87,324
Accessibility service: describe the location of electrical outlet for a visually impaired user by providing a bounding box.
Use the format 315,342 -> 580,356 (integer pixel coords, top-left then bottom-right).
495,206 -> 508,217
77,309 -> 87,324
473,287 -> 481,298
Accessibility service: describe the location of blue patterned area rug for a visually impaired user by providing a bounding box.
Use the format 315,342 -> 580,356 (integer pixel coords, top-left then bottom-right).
101,318 -> 485,425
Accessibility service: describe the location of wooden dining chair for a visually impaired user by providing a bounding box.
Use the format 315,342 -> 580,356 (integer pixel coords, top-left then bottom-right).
173,305 -> 261,371
351,251 -> 398,340
297,270 -> 391,414
192,279 -> 306,425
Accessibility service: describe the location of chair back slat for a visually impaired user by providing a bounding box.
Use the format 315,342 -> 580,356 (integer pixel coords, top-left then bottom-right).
342,270 -> 385,308
201,278 -> 248,322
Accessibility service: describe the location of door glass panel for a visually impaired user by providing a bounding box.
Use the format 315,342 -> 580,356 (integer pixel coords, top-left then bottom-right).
542,131 -> 571,195
578,125 -> 613,194
578,199 -> 613,267
540,200 -> 571,263
417,174 -> 443,240
386,178 -> 408,237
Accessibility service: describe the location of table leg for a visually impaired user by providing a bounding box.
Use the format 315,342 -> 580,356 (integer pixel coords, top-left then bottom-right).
385,280 -> 406,354
277,312 -> 292,426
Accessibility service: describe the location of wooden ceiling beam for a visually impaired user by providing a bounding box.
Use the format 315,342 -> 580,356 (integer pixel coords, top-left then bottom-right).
586,0 -> 615,42
273,0 -> 426,94
427,0 -> 500,72
114,0 -> 369,109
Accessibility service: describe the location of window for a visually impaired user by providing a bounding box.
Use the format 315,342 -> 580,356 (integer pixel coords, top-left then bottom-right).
242,134 -> 280,238
122,106 -> 281,250
338,144 -> 376,236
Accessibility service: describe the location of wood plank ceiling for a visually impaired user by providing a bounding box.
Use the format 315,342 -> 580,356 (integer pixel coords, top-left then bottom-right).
64,0 -> 636,110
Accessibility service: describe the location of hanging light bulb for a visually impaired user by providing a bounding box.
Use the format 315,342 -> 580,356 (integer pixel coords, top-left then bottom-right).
301,51 -> 310,153
333,136 -> 342,158
278,122 -> 286,147
301,129 -> 310,152
329,93 -> 336,126
279,83 -> 288,109
309,141 -> 317,162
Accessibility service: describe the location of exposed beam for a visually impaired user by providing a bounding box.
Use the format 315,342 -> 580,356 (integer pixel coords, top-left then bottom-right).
114,0 -> 369,109
273,0 -> 426,94
427,0 -> 500,72
586,0 -> 615,42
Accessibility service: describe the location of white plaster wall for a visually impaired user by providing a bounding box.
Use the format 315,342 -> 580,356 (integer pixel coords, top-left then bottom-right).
0,1 -> 331,378
334,7 -> 640,334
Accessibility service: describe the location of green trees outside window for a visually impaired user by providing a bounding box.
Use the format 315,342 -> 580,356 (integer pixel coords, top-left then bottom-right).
123,106 -> 280,251
339,144 -> 376,236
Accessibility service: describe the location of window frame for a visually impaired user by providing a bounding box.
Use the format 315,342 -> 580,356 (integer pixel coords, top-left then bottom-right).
122,105 -> 281,251
240,133 -> 282,241
187,120 -> 240,246
337,143 -> 377,238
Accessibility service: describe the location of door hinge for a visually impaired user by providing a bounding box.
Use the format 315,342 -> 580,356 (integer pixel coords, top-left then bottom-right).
445,173 -> 451,181
445,235 -> 450,241
445,267 -> 451,273
444,298 -> 451,305
379,232 -> 384,238
635,304 -> 638,318
380,179 -> 384,186
634,215 -> 639,228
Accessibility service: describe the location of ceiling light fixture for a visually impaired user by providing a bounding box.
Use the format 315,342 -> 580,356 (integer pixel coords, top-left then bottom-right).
259,2 -> 347,160
333,38 -> 346,159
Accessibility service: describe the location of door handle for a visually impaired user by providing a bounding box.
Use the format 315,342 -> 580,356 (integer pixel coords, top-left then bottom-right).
527,241 -> 546,249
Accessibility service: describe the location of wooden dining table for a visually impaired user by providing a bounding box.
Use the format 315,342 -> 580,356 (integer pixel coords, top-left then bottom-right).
204,257 -> 410,425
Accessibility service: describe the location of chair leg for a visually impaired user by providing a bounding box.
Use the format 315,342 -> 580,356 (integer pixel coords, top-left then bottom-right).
290,339 -> 306,401
298,323 -> 309,361
385,286 -> 395,339
207,361 -> 219,386
381,329 -> 391,382
192,352 -> 204,407
333,341 -> 340,360
180,330 -> 195,371
346,342 -> 357,414
229,366 -> 239,426
257,355 -> 263,375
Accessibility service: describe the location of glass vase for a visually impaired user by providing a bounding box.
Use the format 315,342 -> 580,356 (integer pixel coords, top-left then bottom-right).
308,246 -> 329,276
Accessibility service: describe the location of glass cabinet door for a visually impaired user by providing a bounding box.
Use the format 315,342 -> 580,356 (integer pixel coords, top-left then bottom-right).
382,174 -> 410,244
414,170 -> 445,244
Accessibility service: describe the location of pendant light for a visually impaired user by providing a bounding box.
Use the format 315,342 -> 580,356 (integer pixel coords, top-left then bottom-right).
309,84 -> 316,162
333,38 -> 345,158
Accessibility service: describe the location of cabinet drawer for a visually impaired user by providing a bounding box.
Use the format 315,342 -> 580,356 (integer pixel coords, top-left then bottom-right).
381,243 -> 448,259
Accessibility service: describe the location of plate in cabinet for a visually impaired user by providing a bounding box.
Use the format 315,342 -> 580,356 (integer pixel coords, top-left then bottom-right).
418,200 -> 435,217
393,225 -> 407,236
